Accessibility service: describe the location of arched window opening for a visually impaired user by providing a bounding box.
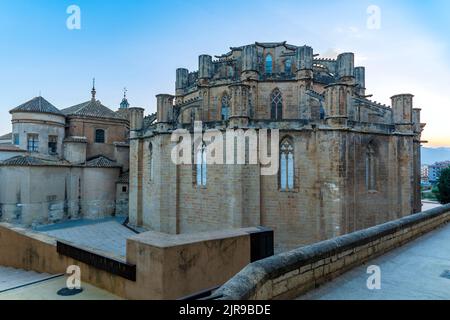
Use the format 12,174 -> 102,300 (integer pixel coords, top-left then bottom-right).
366,144 -> 376,191
221,94 -> 230,121
271,89 -> 283,120
196,142 -> 207,187
228,66 -> 234,78
265,54 -> 273,75
320,102 -> 325,119
339,87 -> 346,115
248,91 -> 254,119
149,143 -> 154,181
95,129 -> 105,143
285,58 -> 292,74
280,138 -> 294,191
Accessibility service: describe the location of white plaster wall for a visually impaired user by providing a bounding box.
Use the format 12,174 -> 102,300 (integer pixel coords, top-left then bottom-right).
64,142 -> 87,164
12,121 -> 65,158
0,165 -> 120,226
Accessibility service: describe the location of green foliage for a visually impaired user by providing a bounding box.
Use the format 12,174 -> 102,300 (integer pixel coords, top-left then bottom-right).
422,191 -> 437,201
436,168 -> 450,204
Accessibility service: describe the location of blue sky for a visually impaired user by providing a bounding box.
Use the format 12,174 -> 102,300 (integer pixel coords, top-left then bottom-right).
0,0 -> 449,146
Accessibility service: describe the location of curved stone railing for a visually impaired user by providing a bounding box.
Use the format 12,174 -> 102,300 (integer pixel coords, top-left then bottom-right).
215,204 -> 450,300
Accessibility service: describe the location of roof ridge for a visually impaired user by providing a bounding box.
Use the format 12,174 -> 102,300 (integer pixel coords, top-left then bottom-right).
61,100 -> 90,113
85,155 -> 120,168
10,96 -> 63,116
1,155 -> 46,166
0,132 -> 12,139
62,99 -> 122,120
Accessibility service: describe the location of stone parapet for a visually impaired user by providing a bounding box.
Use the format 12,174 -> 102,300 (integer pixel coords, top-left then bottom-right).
215,204 -> 450,300
0,223 -> 273,299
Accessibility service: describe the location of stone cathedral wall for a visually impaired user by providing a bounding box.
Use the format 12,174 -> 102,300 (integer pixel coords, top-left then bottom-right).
129,128 -> 417,252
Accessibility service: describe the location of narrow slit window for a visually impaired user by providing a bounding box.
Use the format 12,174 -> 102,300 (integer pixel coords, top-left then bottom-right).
149,143 -> 154,181
366,144 -> 376,190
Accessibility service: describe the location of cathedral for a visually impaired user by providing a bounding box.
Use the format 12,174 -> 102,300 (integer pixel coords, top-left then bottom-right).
131,42 -> 422,251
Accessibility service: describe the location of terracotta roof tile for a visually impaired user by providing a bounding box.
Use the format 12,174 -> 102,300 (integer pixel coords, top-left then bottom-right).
1,155 -> 46,166
0,144 -> 26,152
0,132 -> 12,140
10,97 -> 63,116
117,171 -> 129,184
62,100 -> 123,120
85,156 -> 120,168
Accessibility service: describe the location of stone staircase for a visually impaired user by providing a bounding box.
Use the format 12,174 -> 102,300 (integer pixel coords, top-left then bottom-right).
0,266 -> 53,292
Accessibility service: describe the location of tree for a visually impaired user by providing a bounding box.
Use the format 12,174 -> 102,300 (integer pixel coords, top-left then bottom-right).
436,167 -> 450,204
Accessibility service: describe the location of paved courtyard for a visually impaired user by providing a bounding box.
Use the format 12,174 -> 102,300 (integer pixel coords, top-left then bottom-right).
35,217 -> 136,257
422,201 -> 441,211
299,216 -> 450,300
0,267 -> 120,300
0,266 -> 53,292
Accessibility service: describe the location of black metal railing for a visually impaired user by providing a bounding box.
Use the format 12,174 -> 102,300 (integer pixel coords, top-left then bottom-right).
56,241 -> 136,281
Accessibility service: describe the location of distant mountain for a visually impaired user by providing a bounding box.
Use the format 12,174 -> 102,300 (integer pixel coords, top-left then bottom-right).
421,147 -> 450,165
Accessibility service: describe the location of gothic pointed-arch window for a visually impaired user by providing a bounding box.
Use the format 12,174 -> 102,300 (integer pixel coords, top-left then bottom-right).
149,142 -> 154,181
366,144 -> 376,190
265,54 -> 273,75
280,138 -> 295,191
196,142 -> 207,186
339,87 -> 346,115
319,102 -> 325,119
271,89 -> 283,120
221,94 -> 230,121
228,66 -> 234,78
285,58 -> 292,74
